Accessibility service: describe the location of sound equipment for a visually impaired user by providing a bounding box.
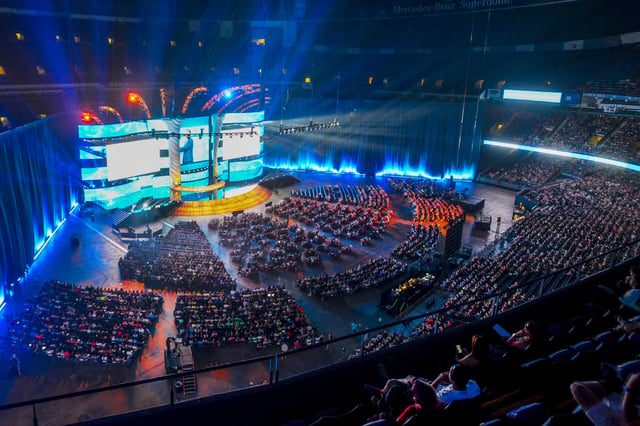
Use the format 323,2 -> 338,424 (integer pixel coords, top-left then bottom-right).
474,215 -> 492,231
437,218 -> 464,258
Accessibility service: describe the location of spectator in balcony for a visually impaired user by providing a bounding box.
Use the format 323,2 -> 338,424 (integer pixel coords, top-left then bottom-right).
620,266 -> 640,309
456,334 -> 490,370
431,364 -> 481,404
365,378 -> 445,426
570,372 -> 640,426
506,321 -> 545,352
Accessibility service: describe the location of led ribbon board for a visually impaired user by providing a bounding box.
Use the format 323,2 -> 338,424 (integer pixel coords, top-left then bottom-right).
502,89 -> 562,103
484,140 -> 640,172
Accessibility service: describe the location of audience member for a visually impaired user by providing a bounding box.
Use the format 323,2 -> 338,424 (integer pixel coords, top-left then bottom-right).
570,372 -> 640,426
430,364 -> 482,404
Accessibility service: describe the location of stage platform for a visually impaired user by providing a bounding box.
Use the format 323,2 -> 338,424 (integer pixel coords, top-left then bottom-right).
454,197 -> 485,213
172,185 -> 272,216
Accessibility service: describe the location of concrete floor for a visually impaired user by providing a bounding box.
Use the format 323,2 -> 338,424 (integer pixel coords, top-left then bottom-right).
0,172 -> 517,425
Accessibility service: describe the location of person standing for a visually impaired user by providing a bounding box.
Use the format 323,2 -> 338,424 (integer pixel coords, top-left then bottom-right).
179,130 -> 194,164
11,354 -> 21,376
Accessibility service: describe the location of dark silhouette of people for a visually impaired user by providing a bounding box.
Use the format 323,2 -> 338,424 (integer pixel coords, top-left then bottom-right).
179,130 -> 194,164
11,353 -> 21,376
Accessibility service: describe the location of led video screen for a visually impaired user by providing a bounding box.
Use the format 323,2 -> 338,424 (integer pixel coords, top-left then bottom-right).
179,117 -> 210,163
78,113 -> 264,209
105,139 -> 163,181
221,131 -> 261,160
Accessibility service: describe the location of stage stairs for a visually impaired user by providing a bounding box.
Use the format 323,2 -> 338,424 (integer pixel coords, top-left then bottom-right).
181,346 -> 197,396
110,208 -> 131,228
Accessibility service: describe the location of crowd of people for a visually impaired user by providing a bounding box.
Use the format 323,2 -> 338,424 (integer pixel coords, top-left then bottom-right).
387,177 -> 461,224
547,113 -> 617,153
415,170 -> 640,335
387,177 -> 452,200
118,221 -> 236,293
290,184 -> 390,210
297,257 -> 408,298
350,331 -> 405,359
488,105 -> 640,164
210,212 -> 354,276
268,196 -> 391,242
500,109 -> 565,146
174,286 -> 321,349
480,156 -> 561,189
391,223 -> 441,260
8,280 -> 163,365
358,168 -> 640,354
598,116 -> 640,163
411,197 -> 463,224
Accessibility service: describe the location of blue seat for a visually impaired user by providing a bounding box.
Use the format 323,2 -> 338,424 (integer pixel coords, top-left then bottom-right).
593,330 -> 624,347
571,340 -> 597,353
617,360 -> 640,381
548,348 -> 576,364
507,402 -> 549,426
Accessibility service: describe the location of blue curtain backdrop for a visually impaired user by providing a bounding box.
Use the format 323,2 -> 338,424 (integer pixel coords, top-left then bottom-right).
0,115 -> 79,292
264,98 -> 483,178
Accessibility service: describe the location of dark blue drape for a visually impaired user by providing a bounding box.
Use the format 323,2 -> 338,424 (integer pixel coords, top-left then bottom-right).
264,98 -> 482,178
0,116 -> 80,293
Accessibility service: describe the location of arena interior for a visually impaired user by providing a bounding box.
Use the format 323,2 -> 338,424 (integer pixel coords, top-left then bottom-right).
2,1 -> 640,425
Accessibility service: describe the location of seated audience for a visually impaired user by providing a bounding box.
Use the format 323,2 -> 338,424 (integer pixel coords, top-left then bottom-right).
297,257 -> 408,298
174,286 -> 321,350
8,280 -> 163,365
118,221 -> 236,292
364,379 -> 445,426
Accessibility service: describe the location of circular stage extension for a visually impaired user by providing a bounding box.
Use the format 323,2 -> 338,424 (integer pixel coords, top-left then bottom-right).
172,185 -> 271,216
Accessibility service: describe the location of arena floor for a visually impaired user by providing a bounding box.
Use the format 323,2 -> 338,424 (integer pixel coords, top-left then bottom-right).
0,171 -> 518,425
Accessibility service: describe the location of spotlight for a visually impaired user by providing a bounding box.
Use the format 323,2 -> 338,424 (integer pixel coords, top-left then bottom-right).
81,111 -> 92,123
126,91 -> 139,104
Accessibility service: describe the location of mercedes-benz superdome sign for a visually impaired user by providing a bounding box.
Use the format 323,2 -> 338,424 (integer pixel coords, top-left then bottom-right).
388,0 -> 578,16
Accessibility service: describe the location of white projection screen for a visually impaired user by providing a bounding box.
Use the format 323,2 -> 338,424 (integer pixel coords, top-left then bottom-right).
106,139 -> 162,181
221,131 -> 261,160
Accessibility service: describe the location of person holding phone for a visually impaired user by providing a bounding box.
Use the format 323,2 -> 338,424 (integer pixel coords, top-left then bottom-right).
455,334 -> 490,370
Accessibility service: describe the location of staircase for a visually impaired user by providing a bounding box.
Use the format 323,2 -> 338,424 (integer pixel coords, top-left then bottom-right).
180,346 -> 197,396
595,117 -> 626,151
110,208 -> 132,229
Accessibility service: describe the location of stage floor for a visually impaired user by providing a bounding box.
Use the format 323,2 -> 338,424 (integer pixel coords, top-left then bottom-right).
0,172 -> 517,425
